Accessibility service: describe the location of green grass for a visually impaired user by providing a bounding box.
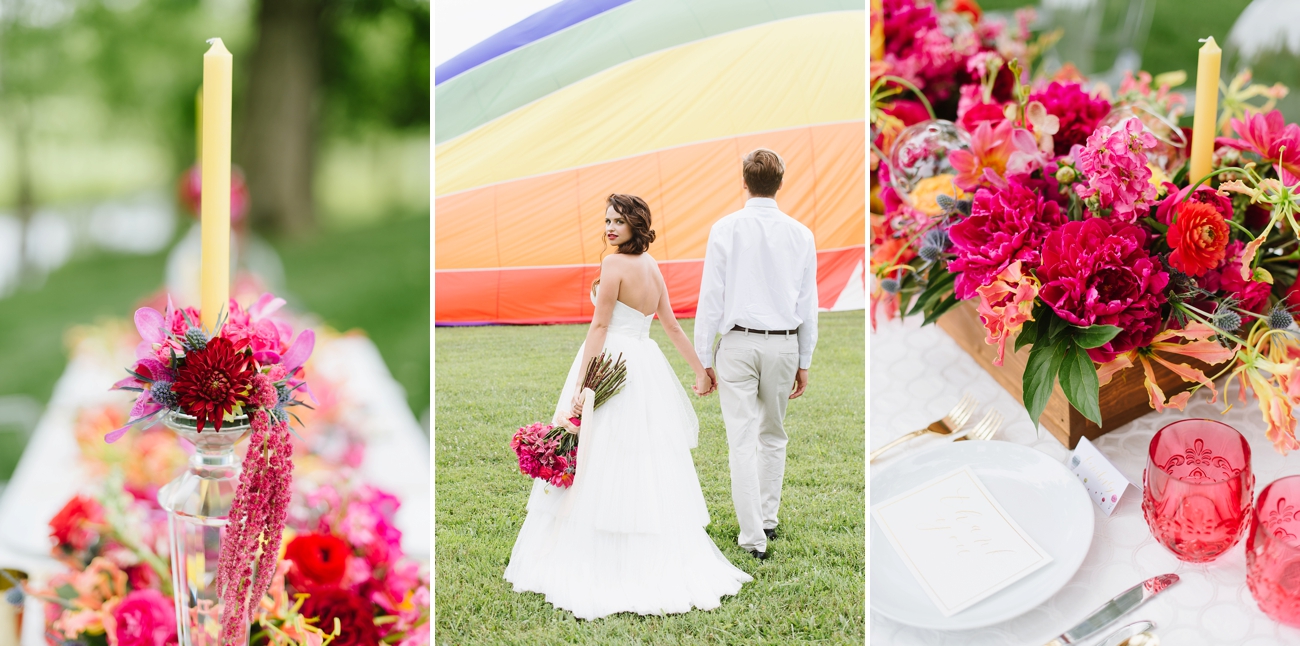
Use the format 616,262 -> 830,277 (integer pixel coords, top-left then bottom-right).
434,312 -> 865,645
0,213 -> 430,481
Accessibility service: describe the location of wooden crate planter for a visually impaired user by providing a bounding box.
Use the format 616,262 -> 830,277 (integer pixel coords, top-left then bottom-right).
937,300 -> 1219,449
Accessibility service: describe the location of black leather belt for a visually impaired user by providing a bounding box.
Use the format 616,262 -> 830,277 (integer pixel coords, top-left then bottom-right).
732,325 -> 798,336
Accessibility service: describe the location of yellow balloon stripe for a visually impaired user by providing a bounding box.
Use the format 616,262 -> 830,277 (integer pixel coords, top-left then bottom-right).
435,11 -> 865,197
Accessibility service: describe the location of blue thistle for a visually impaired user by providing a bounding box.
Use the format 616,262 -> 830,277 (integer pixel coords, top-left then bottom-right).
1269,305 -> 1295,330
922,228 -> 950,251
276,383 -> 293,404
4,586 -> 21,606
1214,309 -> 1242,331
184,327 -> 208,352
881,278 -> 900,294
918,245 -> 941,262
150,380 -> 179,409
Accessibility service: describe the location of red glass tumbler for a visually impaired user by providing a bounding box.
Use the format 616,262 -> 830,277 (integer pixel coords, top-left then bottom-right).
1142,419 -> 1253,562
1247,476 -> 1300,626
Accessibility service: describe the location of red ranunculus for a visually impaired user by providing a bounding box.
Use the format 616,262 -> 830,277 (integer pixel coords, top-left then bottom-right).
111,589 -> 177,646
1038,218 -> 1170,363
298,588 -> 378,646
285,533 -> 350,588
49,495 -> 104,552
1167,201 -> 1230,277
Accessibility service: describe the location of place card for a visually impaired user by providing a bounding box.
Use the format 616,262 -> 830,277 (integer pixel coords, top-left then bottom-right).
1068,437 -> 1136,516
871,467 -> 1053,616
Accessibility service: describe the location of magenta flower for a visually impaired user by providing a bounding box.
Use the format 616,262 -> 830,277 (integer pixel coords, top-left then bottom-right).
1037,218 -> 1169,363
1072,117 -> 1159,222
1029,81 -> 1112,156
1216,109 -> 1300,183
1154,182 -> 1234,226
947,181 -> 1066,299
110,589 -> 177,646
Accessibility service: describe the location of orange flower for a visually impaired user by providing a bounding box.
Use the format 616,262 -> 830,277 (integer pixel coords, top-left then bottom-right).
974,261 -> 1038,366
1097,323 -> 1236,413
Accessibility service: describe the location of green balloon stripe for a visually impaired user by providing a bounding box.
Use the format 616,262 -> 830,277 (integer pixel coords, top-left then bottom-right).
435,0 -> 863,144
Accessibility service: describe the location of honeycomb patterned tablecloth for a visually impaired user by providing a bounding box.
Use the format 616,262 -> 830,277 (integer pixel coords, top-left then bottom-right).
871,316 -> 1300,646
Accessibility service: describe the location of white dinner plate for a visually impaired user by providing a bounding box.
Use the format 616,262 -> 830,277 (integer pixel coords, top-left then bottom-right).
870,440 -> 1094,630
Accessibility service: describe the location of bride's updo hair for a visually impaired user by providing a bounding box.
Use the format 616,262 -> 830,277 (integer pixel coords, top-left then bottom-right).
607,193 -> 656,254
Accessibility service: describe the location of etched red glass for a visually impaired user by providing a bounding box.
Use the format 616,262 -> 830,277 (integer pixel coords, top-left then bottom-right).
1247,476 -> 1300,626
1142,419 -> 1253,562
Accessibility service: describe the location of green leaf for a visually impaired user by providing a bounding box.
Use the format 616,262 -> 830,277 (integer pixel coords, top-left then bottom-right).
1058,342 -> 1103,426
1073,324 -> 1122,349
1022,341 -> 1065,428
1048,313 -> 1068,341
1014,317 -> 1040,353
922,294 -> 961,325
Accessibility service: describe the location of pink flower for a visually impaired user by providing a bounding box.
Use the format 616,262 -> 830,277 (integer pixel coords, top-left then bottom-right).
1202,241 -> 1272,314
1028,81 -> 1112,156
1072,117 -> 1159,221
949,120 -> 1017,190
975,262 -> 1040,366
948,181 -> 1066,299
1037,218 -> 1169,363
111,589 -> 177,646
1217,109 -> 1300,183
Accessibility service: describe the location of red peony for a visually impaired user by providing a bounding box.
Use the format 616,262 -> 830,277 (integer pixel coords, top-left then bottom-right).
959,101 -> 1008,131
297,588 -> 378,646
285,533 -> 350,588
170,335 -> 253,432
49,495 -> 104,552
1038,218 -> 1169,363
1029,81 -> 1112,156
111,589 -> 177,646
1167,202 -> 1230,277
948,181 -> 1066,299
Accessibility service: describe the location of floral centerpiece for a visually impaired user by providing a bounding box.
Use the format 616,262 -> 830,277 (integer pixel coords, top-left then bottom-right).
108,293 -> 315,643
872,0 -> 1300,454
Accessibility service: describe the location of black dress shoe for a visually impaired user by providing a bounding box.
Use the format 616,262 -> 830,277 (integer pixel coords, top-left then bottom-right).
748,549 -> 769,560
764,527 -> 777,541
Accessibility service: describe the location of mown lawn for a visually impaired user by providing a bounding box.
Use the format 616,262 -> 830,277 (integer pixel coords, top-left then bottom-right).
435,311 -> 865,645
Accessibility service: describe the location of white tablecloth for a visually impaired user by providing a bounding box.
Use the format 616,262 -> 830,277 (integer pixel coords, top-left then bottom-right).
0,331 -> 429,646
871,316 -> 1300,646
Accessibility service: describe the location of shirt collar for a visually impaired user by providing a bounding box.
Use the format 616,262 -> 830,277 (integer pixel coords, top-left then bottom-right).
746,197 -> 779,209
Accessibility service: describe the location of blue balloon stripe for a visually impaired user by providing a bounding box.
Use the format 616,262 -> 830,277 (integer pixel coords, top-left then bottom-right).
435,0 -> 637,85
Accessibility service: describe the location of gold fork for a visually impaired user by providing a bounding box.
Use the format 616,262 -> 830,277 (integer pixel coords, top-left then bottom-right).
870,394 -> 977,462
954,409 -> 1003,442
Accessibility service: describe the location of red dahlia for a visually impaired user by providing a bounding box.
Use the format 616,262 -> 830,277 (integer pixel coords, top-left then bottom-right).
172,335 -> 253,432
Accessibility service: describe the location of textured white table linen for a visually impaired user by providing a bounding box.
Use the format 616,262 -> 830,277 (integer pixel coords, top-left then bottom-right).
871,316 -> 1300,646
0,331 -> 429,646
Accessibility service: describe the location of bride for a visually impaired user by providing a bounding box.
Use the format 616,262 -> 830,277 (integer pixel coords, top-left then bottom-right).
504,193 -> 752,619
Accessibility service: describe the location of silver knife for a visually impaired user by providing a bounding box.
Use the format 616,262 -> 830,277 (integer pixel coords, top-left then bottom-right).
1042,574 -> 1179,646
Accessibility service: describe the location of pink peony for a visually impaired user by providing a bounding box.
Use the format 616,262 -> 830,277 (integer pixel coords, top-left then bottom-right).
1154,182 -> 1233,226
1037,218 -> 1169,363
1029,81 -> 1112,156
1072,117 -> 1159,222
1202,241 -> 1272,314
947,181 -> 1066,299
110,589 -> 177,646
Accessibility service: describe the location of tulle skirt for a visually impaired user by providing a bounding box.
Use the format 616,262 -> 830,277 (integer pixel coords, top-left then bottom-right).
503,329 -> 752,619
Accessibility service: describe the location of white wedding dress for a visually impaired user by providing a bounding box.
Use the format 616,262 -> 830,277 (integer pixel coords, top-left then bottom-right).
504,297 -> 752,619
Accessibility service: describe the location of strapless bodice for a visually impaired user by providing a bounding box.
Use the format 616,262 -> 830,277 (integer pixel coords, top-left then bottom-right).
609,300 -> 653,339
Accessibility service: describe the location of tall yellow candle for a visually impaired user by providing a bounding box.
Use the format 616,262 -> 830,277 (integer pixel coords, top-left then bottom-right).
200,39 -> 232,330
1189,36 -> 1221,184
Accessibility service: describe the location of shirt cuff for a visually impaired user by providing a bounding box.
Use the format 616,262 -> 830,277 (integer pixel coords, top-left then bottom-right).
799,355 -> 812,370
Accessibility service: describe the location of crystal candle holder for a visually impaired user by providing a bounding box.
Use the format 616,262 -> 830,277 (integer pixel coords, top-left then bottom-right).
157,412 -> 251,646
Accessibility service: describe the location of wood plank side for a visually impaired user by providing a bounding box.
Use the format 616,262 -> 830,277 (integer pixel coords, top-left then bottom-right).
933,301 -> 1221,449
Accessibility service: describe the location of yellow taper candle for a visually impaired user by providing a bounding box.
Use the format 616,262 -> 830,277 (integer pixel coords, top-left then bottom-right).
1189,36 -> 1221,184
200,39 -> 232,330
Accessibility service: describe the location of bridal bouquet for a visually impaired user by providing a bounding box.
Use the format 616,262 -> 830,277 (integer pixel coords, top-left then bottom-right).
108,293 -> 315,640
511,352 -> 627,488
871,11 -> 1300,453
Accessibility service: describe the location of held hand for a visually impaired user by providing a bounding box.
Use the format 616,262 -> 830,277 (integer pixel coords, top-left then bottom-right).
693,371 -> 713,397
790,368 -> 809,399
570,389 -> 587,417
706,367 -> 718,396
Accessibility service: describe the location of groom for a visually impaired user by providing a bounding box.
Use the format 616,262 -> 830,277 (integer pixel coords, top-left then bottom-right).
695,148 -> 819,560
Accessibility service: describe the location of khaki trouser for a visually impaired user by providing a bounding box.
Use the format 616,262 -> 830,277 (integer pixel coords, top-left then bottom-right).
715,330 -> 799,553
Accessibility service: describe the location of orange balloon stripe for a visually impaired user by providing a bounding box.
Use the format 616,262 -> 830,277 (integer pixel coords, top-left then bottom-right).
435,246 -> 864,325
434,121 -> 865,270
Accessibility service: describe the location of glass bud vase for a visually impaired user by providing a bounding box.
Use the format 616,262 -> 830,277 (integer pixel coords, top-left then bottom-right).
157,412 -> 251,646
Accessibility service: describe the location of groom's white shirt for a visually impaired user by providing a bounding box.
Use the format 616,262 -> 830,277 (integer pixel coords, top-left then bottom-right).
694,197 -> 819,369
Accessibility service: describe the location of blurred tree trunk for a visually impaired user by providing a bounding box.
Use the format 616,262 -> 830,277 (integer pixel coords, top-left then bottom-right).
238,0 -> 321,235
13,98 -> 34,287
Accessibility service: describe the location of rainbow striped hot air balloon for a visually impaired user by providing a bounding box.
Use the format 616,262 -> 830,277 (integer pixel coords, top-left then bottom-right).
436,0 -> 865,324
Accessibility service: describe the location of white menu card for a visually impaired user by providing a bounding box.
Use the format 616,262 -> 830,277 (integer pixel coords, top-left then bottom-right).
871,466 -> 1053,616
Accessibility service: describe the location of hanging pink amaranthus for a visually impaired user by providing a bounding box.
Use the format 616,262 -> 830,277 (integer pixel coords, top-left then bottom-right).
216,410 -> 294,646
